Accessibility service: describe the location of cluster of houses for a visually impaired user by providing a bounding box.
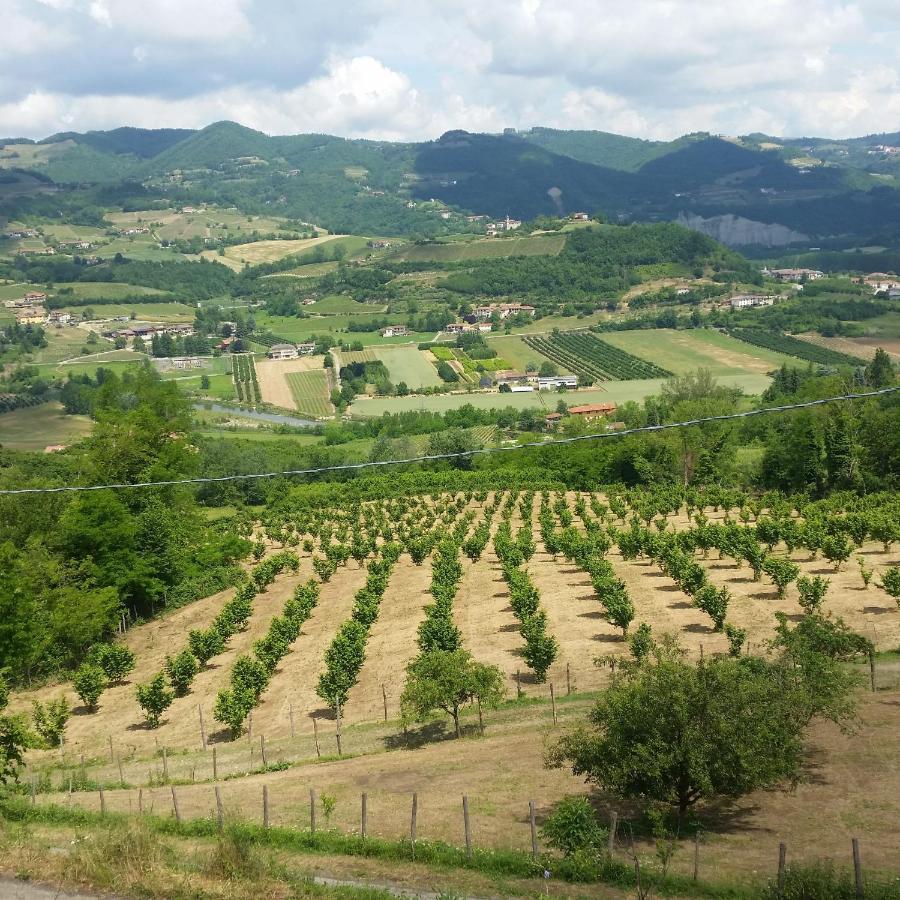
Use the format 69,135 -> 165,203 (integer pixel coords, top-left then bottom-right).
474,302 -> 536,320
861,273 -> 900,297
3,291 -> 77,327
117,226 -> 150,236
103,323 -> 195,342
545,402 -> 618,423
2,228 -> 39,239
486,216 -> 522,235
763,267 -> 825,282
728,293 -> 777,310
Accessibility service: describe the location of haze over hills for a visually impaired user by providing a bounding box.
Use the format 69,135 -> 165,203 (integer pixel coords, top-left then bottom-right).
3,120 -> 900,249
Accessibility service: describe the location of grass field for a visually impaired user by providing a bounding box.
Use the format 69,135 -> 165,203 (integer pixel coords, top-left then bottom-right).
390,234 -> 567,262
349,374 -> 772,416
0,281 -> 33,301
254,312 -> 434,346
57,302 -> 196,322
300,294 -> 388,314
0,402 -> 93,450
601,328 -> 797,375
338,345 -> 443,390
486,333 -> 572,373
206,235 -> 342,267
35,358 -> 144,380
286,369 -> 333,417
52,282 -> 172,300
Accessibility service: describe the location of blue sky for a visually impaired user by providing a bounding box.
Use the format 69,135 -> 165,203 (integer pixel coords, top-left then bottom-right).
3,1 -> 900,141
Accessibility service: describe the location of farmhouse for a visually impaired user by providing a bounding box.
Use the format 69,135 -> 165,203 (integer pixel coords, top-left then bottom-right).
768,267 -> 824,282
46,310 -> 73,326
538,374 -> 578,390
170,357 -> 204,370
16,246 -> 55,255
297,342 -> 316,355
729,293 -> 776,309
267,343 -> 299,360
474,303 -> 536,320
380,325 -> 410,338
509,385 -> 534,393
118,227 -> 150,236
568,402 -> 618,420
863,273 -> 900,292
367,240 -> 393,249
15,306 -> 46,325
58,240 -> 93,250
570,212 -> 590,220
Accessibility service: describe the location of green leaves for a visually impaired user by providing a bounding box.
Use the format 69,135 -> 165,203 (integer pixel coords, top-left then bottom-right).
72,663 -> 106,712
164,649 -> 198,698
135,672 -> 174,729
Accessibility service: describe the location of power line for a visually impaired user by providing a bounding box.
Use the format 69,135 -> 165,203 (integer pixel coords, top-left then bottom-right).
1,385 -> 897,496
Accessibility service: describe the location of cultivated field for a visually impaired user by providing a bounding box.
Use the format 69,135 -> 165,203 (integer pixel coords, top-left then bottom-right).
286,369 -> 333,418
51,282 -> 173,300
10,487 -> 900,887
209,235 -> 341,267
254,356 -> 328,412
389,234 -> 566,262
336,345 -> 443,390
799,331 -> 900,361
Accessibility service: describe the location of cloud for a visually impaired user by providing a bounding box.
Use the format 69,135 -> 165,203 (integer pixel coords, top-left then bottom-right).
2,1 -> 900,140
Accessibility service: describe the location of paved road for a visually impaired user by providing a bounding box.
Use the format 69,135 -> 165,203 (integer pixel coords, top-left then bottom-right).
0,879 -> 110,899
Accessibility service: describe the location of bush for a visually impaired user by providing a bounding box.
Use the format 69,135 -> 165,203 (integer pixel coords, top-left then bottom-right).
90,643 -> 136,684
797,575 -> 830,613
72,664 -> 106,712
135,672 -> 174,729
188,628 -> 226,667
540,796 -> 608,856
32,697 -> 70,748
165,650 -> 198,697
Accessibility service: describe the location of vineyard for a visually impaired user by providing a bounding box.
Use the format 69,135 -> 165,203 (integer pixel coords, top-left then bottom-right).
10,479 -> 900,891
232,353 -> 261,403
286,369 -> 333,417
728,328 -> 869,367
524,331 -> 673,381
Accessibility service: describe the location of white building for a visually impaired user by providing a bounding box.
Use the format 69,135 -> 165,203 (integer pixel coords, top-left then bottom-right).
268,343 -> 299,360
380,325 -> 410,338
730,294 -> 776,310
538,375 -> 578,390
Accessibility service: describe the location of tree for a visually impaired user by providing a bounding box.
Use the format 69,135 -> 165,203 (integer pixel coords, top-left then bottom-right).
547,637 -> 857,821
135,672 -> 174,728
32,697 -> 70,748
796,575 -> 829,613
762,557 -> 800,598
401,649 -> 504,738
91,643 -> 136,684
539,360 -> 559,377
188,627 -> 226,667
865,347 -> 894,388
165,649 -> 198,697
72,664 -> 106,712
880,566 -> 900,604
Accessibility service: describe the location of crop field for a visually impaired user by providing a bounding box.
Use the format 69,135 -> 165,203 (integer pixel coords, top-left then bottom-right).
525,331 -> 672,381
255,356 -> 330,413
486,333 -> 571,373
210,235 -> 342,267
601,328 -> 798,375
10,486 -> 900,885
254,312 -> 433,346
51,282 -> 173,300
728,328 -> 869,366
337,346 -> 443,390
232,353 -> 261,404
390,234 -> 567,263
0,281 -> 33,301
300,295 -> 387,314
0,402 -> 93,450
286,369 -> 333,417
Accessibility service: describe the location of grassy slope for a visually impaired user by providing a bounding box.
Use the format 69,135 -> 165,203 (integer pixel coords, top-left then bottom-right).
0,403 -> 93,450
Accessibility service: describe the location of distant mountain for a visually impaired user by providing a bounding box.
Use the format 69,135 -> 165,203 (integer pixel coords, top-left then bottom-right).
3,122 -> 900,248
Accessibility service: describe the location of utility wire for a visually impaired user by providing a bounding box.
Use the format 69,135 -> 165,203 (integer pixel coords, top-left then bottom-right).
1,385 -> 897,496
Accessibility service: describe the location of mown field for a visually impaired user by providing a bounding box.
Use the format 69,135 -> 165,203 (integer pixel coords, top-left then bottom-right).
51,282 -> 173,300
9,488 -> 899,892
389,234 -> 567,262
254,312 -> 434,345
337,345 -> 443,390
0,402 -> 93,450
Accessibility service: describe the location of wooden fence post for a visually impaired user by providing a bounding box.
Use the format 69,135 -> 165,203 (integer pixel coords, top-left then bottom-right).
215,786 -> 224,831
869,650 -> 876,693
335,699 -> 343,756
162,747 -> 169,782
289,702 -> 295,738
777,842 -> 787,893
260,735 -> 267,768
310,789 -> 316,834
477,697 -> 484,735
515,670 -> 522,699
263,785 -> 270,829
117,755 -> 125,788
529,800 -> 538,857
550,683 -> 558,726
198,705 -> 207,750
693,832 -> 700,882
212,746 -> 218,781
171,785 -> 181,824
410,792 -> 418,848
608,811 -> 618,853
462,795 -> 472,860
852,838 -> 863,898
29,777 -> 36,807
382,684 -> 388,722
247,710 -> 253,741
312,716 -> 321,759
99,785 -> 106,815
80,753 -> 86,783
566,662 -> 571,696
138,788 -> 143,814
361,792 -> 367,839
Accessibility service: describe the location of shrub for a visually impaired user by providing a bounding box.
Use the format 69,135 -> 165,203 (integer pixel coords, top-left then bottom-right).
165,649 -> 198,697
135,672 -> 174,729
692,584 -> 730,631
32,697 -> 70,748
72,664 -> 106,712
540,796 -> 608,856
762,557 -> 800,598
797,575 -> 830,613
90,643 -> 136,684
188,628 -> 226,667
880,566 -> 900,603
628,623 -> 654,662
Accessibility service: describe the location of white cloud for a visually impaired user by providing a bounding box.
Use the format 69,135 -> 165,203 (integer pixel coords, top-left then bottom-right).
3,1 -> 900,140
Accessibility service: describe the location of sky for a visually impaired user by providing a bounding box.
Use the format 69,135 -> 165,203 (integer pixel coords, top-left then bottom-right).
3,0 -> 900,142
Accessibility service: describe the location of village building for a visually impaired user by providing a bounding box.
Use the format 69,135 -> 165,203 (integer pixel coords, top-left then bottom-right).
729,293 -> 776,309
16,246 -> 55,255
170,357 -> 204,370
46,310 -> 74,326
15,306 -> 46,325
267,343 -> 299,360
297,342 -> 316,355
380,325 -> 410,338
568,402 -> 618,420
767,267 -> 824,282
570,212 -> 590,221
863,273 -> 900,292
367,240 -> 393,249
538,374 -> 578,390
474,302 -> 536,320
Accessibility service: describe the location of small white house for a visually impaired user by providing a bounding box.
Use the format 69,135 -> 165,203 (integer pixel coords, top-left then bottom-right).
538,375 -> 578,390
268,343 -> 299,360
380,325 -> 410,338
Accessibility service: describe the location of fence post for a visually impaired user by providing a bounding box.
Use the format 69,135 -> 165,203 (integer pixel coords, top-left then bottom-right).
312,716 -> 321,759
869,650 -> 876,693
80,753 -> 86,783
410,792 -> 418,848
108,735 -> 114,763
335,699 -> 343,756
777,842 -> 787,893
550,683 -> 558,726
171,785 -> 181,824
566,662 -> 571,696
477,697 -> 484,735
248,710 -> 253,741
263,785 -> 270,829
382,684 -> 388,722
138,788 -> 143,814
693,831 -> 700,882
516,669 -> 522,699
215,786 -> 224,831
608,811 -> 618,852
199,705 -> 207,750
289,702 -> 295,738
310,788 -> 316,834
852,838 -> 863,898
529,800 -> 538,857
162,746 -> 169,782
117,755 -> 125,788
260,735 -> 267,769
99,785 -> 106,815
212,746 -> 218,781
462,795 -> 472,860
29,776 -> 36,807
361,792 -> 367,839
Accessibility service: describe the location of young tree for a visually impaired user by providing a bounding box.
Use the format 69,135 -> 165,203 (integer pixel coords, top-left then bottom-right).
880,566 -> 900,605
188,627 -> 226,667
539,795 -> 608,857
135,672 -> 174,728
32,698 -> 70,748
692,584 -> 730,630
762,557 -> 801,598
821,534 -> 852,571
401,649 -> 504,738
91,643 -> 136,684
72,664 -> 106,712
628,623 -> 655,662
547,636 -> 858,822
796,575 -> 829,613
165,649 -> 199,697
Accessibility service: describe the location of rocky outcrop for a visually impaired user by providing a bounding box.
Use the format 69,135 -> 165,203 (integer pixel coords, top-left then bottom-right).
675,212 -> 808,247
